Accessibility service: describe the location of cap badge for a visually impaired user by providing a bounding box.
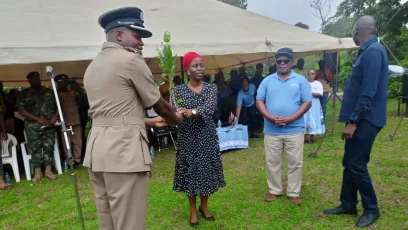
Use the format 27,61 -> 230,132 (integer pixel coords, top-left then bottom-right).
117,21 -> 135,25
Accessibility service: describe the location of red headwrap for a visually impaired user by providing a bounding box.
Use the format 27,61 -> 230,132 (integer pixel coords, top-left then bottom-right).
183,51 -> 204,70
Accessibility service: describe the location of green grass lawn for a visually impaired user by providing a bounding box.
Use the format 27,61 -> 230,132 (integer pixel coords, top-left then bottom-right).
1,99 -> 407,230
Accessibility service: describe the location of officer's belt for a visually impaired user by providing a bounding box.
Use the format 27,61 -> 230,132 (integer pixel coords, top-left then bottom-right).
92,116 -> 144,126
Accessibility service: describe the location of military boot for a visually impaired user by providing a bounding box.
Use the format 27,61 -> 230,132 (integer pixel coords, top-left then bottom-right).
32,168 -> 42,183
45,165 -> 57,180
0,176 -> 11,190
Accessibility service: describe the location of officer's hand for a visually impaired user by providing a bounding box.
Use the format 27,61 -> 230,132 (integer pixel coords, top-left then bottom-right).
37,117 -> 50,127
175,112 -> 184,124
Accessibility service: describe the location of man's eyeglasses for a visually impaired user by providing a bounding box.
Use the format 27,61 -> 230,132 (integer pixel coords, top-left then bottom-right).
276,60 -> 291,65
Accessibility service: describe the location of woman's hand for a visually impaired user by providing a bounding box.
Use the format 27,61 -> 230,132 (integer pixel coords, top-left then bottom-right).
177,108 -> 193,118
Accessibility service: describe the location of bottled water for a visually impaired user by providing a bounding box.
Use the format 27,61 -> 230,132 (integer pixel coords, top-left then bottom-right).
320,108 -> 325,125
64,160 -> 69,172
218,120 -> 222,128
4,172 -> 11,185
321,113 -> 325,125
150,146 -> 155,158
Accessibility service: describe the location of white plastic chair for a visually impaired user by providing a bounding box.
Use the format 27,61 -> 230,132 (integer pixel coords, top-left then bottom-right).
1,134 -> 20,183
21,131 -> 62,181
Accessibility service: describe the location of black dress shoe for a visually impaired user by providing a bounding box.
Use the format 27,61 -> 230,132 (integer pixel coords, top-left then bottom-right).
189,221 -> 199,228
324,206 -> 358,215
73,162 -> 82,169
199,206 -> 216,221
355,213 -> 380,227
250,133 -> 260,138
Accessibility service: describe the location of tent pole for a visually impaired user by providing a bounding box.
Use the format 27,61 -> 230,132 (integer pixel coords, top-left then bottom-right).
180,57 -> 185,84
331,50 -> 340,134
264,52 -> 268,75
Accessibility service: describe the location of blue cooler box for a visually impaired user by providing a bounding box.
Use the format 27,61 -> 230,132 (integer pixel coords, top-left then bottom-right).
217,125 -> 249,151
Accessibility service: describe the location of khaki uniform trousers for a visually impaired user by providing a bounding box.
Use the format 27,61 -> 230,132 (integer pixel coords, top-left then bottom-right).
61,125 -> 82,163
88,169 -> 150,230
264,133 -> 304,197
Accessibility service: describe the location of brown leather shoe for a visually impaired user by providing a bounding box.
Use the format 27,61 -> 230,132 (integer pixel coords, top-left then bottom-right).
265,194 -> 280,202
32,168 -> 42,183
45,165 -> 57,180
289,197 -> 302,205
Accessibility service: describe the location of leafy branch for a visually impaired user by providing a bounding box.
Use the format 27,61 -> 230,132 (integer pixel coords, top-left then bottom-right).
156,31 -> 182,106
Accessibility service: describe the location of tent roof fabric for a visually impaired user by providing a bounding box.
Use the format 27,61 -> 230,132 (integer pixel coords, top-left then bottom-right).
0,0 -> 357,87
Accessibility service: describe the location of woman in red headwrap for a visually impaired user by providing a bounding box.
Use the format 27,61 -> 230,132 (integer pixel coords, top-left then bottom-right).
171,52 -> 226,227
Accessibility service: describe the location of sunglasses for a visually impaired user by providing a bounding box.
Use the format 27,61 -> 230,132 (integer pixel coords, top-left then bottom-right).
308,72 -> 316,75
276,60 -> 291,65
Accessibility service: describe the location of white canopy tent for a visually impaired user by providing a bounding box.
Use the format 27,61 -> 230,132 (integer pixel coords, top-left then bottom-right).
0,0 -> 357,87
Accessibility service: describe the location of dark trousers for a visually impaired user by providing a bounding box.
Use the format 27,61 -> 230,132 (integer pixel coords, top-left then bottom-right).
320,92 -> 329,120
239,104 -> 256,135
80,119 -> 88,161
340,119 -> 381,214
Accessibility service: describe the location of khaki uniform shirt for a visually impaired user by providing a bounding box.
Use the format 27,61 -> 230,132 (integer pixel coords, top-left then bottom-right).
59,91 -> 81,126
83,42 -> 161,173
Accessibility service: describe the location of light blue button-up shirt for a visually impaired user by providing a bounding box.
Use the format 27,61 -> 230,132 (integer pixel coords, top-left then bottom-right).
256,71 -> 312,135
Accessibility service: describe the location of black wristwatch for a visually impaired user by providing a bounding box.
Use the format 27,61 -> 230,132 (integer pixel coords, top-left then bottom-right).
349,120 -> 357,125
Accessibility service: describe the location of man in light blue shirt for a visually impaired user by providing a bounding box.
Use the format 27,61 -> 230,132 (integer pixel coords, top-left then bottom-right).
235,78 -> 259,138
256,47 -> 312,205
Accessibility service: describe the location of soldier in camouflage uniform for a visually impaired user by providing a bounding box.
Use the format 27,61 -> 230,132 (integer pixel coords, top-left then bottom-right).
17,71 -> 59,183
0,91 -> 10,190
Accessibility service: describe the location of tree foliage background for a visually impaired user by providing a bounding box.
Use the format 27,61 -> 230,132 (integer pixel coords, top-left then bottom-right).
327,0 -> 408,96
217,0 -> 407,97
319,0 -> 408,63
217,0 -> 248,9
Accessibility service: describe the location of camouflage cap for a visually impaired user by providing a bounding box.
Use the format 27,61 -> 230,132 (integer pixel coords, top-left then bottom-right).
55,74 -> 69,81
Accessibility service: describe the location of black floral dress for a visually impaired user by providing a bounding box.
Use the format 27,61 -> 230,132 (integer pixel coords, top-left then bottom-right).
171,82 -> 226,197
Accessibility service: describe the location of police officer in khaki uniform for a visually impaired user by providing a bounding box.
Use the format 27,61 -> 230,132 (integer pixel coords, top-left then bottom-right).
55,74 -> 82,166
83,7 -> 183,230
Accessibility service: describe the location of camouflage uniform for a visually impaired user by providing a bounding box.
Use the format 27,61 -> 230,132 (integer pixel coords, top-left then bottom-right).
17,87 -> 57,168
